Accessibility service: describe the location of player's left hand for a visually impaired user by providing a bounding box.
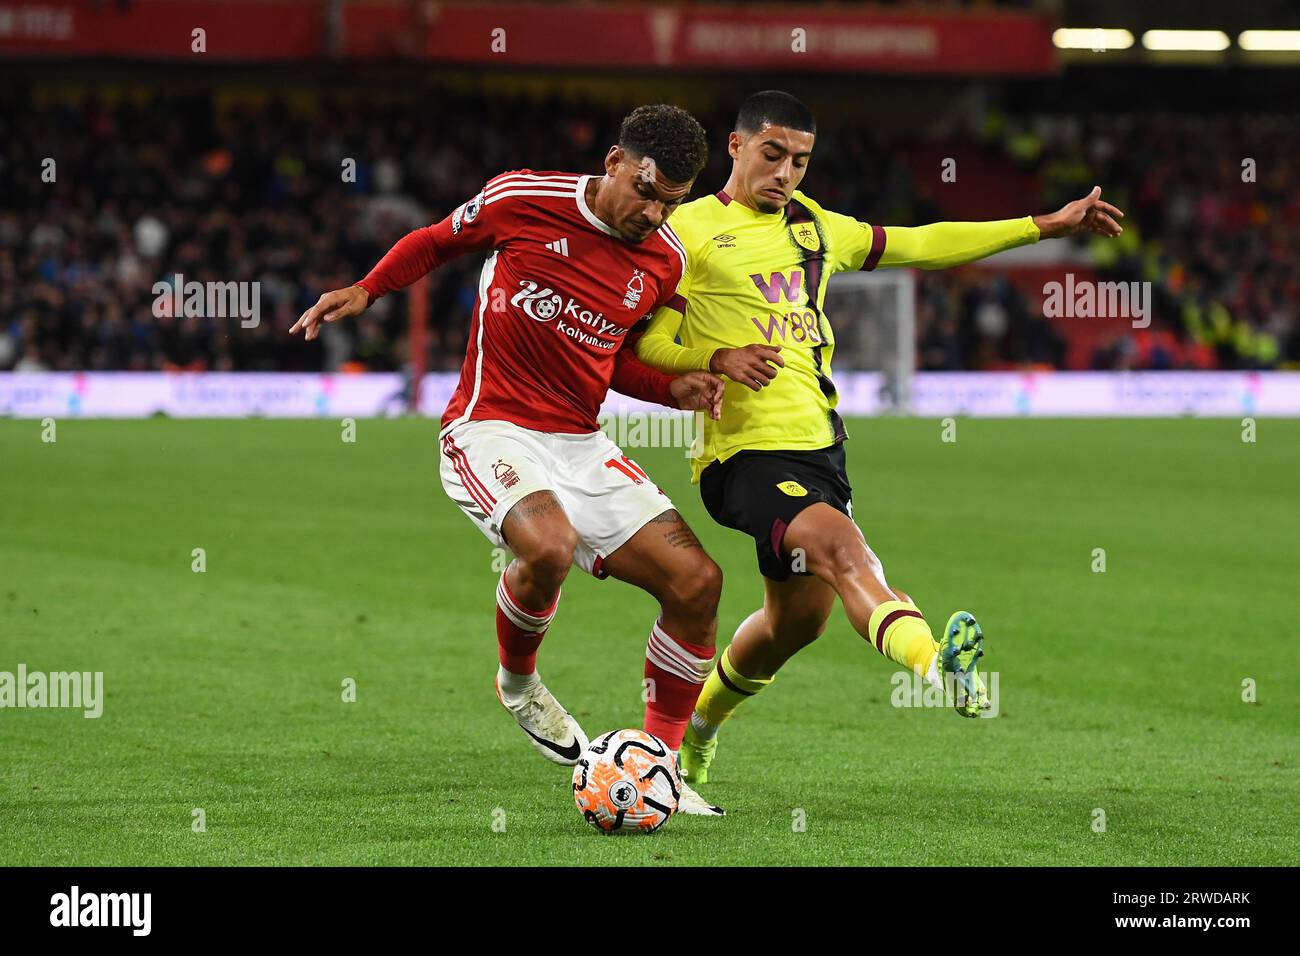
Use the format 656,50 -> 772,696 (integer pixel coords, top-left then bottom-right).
670,371 -> 725,420
1033,186 -> 1125,239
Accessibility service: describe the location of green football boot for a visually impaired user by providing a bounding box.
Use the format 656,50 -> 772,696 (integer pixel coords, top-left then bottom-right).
940,611 -> 989,718
678,719 -> 719,786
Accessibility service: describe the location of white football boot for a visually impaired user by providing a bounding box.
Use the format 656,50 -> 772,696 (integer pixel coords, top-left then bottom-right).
495,674 -> 589,766
676,777 -> 725,816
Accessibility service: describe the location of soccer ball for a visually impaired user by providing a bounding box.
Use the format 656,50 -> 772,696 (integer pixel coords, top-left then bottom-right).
572,729 -> 681,834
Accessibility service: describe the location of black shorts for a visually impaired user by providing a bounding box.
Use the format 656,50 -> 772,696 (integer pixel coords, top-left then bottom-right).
699,444 -> 853,582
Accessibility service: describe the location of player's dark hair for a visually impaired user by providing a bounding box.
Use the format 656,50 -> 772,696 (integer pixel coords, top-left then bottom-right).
617,104 -> 709,185
736,90 -> 816,137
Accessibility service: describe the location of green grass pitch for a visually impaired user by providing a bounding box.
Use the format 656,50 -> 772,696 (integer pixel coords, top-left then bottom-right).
1,416 -> 1296,866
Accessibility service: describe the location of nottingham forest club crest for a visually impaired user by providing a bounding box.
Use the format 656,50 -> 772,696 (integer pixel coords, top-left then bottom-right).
622,269 -> 646,310
789,222 -> 820,253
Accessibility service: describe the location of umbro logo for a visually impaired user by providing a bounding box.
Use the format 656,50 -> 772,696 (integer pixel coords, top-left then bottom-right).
713,233 -> 736,248
544,238 -> 570,256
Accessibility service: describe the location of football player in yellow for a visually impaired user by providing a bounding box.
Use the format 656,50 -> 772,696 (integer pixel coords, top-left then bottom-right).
636,91 -> 1125,785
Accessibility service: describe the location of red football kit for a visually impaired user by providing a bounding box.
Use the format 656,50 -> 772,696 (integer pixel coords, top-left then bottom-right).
351,168 -> 713,754
355,170 -> 687,434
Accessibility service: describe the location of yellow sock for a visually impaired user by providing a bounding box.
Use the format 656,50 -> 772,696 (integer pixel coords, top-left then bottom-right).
692,644 -> 772,737
867,600 -> 940,678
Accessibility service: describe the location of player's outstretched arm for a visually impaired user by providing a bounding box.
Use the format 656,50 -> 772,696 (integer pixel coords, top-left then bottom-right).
877,218 -> 1039,271
292,180 -> 505,342
867,187 -> 1125,272
291,223 -> 444,340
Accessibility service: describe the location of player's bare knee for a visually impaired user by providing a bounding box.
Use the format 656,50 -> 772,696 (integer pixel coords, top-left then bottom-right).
501,492 -> 576,586
665,555 -> 722,625
538,529 -> 579,578
516,529 -> 577,590
815,538 -> 876,584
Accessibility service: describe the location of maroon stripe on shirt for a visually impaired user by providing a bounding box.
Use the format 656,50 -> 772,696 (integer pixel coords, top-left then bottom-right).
667,293 -> 687,315
715,189 -> 732,206
861,224 -> 887,271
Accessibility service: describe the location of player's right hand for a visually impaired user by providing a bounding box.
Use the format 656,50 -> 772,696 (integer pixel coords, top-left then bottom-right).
709,344 -> 784,391
290,285 -> 370,341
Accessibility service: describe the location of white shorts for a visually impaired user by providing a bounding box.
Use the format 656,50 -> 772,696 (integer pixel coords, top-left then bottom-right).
439,418 -> 674,578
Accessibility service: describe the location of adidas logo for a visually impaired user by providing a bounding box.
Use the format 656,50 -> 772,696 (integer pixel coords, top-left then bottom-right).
713,233 -> 736,248
544,238 -> 570,256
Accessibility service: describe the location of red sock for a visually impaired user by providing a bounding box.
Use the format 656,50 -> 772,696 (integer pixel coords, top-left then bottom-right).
495,572 -> 559,675
642,620 -> 714,750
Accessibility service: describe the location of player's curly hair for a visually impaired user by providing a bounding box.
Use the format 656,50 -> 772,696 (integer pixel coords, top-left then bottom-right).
617,104 -> 709,185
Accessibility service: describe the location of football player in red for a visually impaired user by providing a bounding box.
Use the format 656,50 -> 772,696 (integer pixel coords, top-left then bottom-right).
292,105 -> 726,814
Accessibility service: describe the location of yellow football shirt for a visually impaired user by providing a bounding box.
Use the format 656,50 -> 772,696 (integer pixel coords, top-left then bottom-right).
640,188 -> 1039,480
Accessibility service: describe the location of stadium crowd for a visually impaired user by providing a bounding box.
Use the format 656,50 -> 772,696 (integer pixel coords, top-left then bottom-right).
2,86 -> 1296,374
